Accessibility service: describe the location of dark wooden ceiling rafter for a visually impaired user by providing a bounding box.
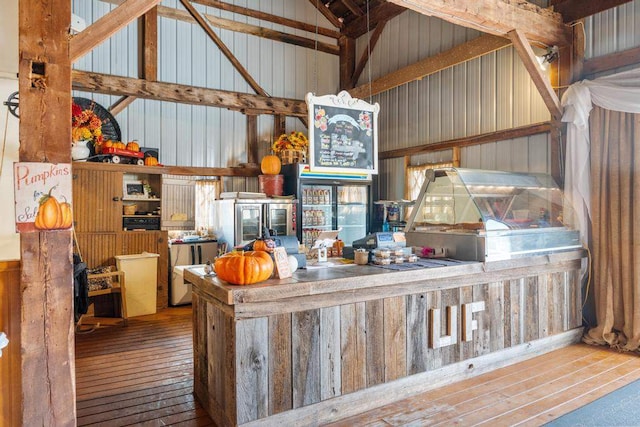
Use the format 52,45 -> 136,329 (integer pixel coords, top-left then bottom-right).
179,0 -> 269,97
508,29 -> 562,120
71,0 -> 161,62
309,0 -> 344,29
98,0 -> 340,55
109,6 -> 158,116
72,70 -> 308,116
349,34 -> 511,99
379,122 -> 552,159
387,0 -> 571,47
348,20 -> 387,89
191,0 -> 342,39
342,2 -> 406,38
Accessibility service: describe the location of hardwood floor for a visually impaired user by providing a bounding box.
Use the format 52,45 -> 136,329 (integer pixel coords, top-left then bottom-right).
75,307 -> 214,426
75,307 -> 640,427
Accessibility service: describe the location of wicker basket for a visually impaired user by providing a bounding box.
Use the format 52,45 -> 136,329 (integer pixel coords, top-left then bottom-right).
123,204 -> 137,215
279,149 -> 306,165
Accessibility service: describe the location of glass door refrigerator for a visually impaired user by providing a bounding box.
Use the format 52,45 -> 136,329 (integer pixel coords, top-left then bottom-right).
282,164 -> 371,248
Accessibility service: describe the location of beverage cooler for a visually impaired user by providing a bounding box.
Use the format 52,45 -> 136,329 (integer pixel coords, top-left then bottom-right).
282,164 -> 372,248
210,198 -> 296,248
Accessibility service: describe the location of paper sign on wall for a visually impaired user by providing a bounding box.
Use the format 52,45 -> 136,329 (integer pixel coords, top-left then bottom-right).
14,162 -> 73,233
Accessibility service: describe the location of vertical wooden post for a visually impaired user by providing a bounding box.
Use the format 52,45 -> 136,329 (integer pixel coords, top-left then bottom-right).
18,0 -> 76,425
139,6 -> 158,81
550,24 -> 584,187
274,115 -> 286,142
247,114 -> 258,165
339,35 -> 355,91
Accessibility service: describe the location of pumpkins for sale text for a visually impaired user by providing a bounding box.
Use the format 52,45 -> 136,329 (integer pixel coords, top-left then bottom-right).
34,189 -> 73,230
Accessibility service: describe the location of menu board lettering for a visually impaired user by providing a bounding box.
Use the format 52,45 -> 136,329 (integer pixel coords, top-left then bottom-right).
306,91 -> 379,174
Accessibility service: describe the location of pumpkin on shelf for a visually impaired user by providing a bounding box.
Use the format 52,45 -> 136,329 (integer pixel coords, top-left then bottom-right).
260,154 -> 281,175
214,250 -> 274,285
126,141 -> 140,152
144,156 -> 159,166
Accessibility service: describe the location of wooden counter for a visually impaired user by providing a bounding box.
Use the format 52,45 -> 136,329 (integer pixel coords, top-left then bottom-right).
185,250 -> 585,427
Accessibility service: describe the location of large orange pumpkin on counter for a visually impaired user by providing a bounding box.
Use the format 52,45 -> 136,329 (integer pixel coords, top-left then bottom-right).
214,250 -> 274,285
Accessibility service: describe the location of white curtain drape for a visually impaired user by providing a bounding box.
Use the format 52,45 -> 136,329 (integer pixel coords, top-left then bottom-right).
561,67 -> 640,245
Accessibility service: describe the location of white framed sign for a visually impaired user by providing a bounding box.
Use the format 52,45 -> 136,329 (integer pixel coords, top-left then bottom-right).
306,91 -> 379,174
14,162 -> 73,232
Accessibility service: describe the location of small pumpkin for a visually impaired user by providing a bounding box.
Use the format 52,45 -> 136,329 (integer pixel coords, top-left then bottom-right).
214,250 -> 274,285
145,156 -> 159,166
253,238 -> 276,253
35,188 -> 64,230
58,197 -> 73,229
126,141 -> 140,152
261,154 -> 281,175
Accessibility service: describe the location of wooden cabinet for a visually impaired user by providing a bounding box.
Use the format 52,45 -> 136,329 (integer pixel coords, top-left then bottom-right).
72,168 -> 122,232
72,163 -> 169,310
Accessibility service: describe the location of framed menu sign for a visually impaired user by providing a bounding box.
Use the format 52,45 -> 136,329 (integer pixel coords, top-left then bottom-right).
306,91 -> 379,174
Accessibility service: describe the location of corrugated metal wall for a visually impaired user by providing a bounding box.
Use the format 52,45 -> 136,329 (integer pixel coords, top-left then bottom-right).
72,0 -> 338,191
73,1 -> 639,200
358,11 -> 552,199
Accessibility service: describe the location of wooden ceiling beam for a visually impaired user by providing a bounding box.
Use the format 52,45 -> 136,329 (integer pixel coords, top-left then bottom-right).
70,0 -> 161,62
348,21 -> 387,89
343,3 -> 405,38
508,28 -> 562,120
349,34 -> 511,99
72,70 -> 308,116
386,0 -> 571,47
191,0 -> 341,39
552,0 -> 633,22
582,45 -> 640,77
341,0 -> 364,17
109,96 -> 137,116
180,0 -> 269,97
379,122 -> 552,159
308,0 -> 344,29
99,0 -> 339,55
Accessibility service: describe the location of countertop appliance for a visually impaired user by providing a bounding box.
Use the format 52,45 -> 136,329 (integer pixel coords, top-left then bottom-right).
404,168 -> 581,262
169,239 -> 218,305
210,199 -> 296,248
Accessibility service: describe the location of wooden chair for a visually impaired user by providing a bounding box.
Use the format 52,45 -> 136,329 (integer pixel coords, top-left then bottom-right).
76,270 -> 128,331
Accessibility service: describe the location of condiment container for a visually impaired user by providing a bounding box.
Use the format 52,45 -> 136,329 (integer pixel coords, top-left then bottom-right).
354,249 -> 369,265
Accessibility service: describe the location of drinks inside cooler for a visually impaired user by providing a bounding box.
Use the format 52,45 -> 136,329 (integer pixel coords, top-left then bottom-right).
337,186 -> 368,246
301,185 -> 333,249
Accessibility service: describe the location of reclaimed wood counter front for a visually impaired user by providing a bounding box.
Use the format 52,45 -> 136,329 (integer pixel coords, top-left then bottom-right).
185,251 -> 585,427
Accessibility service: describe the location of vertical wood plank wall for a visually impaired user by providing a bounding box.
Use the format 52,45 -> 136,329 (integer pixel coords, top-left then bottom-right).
194,268 -> 581,426
0,260 -> 21,426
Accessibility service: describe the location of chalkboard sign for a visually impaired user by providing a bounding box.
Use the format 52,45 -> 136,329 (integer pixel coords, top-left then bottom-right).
306,91 -> 379,174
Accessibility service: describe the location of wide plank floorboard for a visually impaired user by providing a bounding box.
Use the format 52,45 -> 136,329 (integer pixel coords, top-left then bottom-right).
76,307 -> 640,426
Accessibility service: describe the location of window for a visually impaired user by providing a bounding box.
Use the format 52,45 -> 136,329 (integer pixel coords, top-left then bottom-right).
195,179 -> 221,236
405,162 -> 455,201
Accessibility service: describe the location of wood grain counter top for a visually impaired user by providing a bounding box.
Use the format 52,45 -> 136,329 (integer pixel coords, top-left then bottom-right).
184,250 -> 584,316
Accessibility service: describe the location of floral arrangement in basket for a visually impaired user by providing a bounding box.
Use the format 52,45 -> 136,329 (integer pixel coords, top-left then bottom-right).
272,131 -> 308,155
72,102 -> 104,146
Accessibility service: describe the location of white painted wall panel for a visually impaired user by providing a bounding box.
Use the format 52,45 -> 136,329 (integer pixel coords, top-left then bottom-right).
72,0 -> 337,174
585,0 -> 640,59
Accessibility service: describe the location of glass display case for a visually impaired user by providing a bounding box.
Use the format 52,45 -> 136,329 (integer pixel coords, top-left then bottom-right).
404,168 -> 581,262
